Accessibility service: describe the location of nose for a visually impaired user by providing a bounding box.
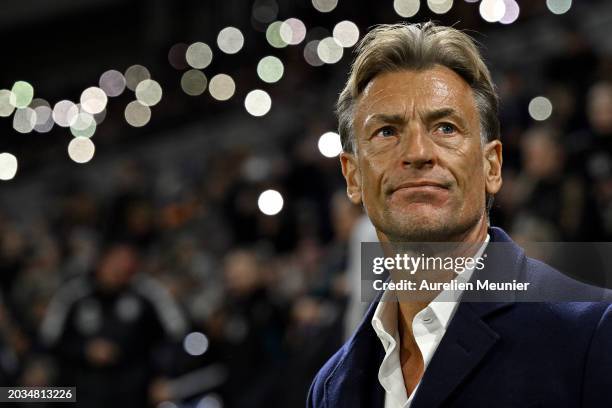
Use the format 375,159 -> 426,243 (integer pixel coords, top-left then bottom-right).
400,124 -> 435,169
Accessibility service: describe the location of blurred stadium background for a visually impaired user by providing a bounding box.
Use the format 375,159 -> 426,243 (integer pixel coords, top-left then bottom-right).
0,0 -> 611,407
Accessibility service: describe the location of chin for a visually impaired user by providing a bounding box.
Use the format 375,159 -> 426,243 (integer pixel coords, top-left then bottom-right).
379,208 -> 468,242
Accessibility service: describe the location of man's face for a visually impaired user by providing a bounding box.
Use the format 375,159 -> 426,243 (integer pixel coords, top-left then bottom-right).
341,66 -> 502,242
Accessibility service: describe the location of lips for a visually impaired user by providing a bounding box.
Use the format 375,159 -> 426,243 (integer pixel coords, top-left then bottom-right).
391,180 -> 450,192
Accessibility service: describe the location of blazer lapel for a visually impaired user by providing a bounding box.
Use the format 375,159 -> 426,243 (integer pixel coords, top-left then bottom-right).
325,297 -> 386,408
410,227 -> 524,407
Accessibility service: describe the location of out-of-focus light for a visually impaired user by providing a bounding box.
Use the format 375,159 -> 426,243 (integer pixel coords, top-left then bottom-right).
252,0 -> 279,24
312,0 -> 337,13
181,70 -> 208,96
13,108 -> 36,134
528,96 -> 553,121
53,100 -> 79,127
317,37 -> 343,64
244,90 -> 272,117
394,0 -> 420,17
304,40 -> 324,66
0,153 -> 18,180
10,81 -> 34,108
465,0 -> 479,3
257,56 -> 284,83
318,131 -> 342,157
124,101 -> 151,127
168,43 -> 189,70
333,21 -> 360,48
125,65 -> 151,91
428,0 -> 453,14
183,332 -> 209,356
217,27 -> 244,54
479,0 -> 506,22
209,74 -> 235,101
500,0 -> 520,24
196,394 -> 223,408
266,21 -> 288,48
80,87 -> 108,115
0,90 -> 15,117
68,137 -> 95,163
186,42 -> 213,69
31,99 -> 54,133
135,79 -> 162,107
279,18 -> 307,45
258,189 -> 283,215
546,0 -> 572,15
99,70 -> 126,97
70,112 -> 96,138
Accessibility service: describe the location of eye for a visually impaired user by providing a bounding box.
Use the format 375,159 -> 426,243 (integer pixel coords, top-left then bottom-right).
375,126 -> 397,138
436,123 -> 457,135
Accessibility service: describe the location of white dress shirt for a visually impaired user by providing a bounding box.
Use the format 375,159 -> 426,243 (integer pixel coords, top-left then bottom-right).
371,235 -> 490,408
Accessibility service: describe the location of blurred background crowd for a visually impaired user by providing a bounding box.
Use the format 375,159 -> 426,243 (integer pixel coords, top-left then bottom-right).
0,0 -> 611,407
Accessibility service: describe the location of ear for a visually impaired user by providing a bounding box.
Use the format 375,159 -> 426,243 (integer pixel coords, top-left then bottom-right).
340,152 -> 362,205
483,140 -> 503,196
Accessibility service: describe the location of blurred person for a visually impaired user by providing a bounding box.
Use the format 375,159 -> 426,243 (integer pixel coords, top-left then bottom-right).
308,22 -> 612,408
215,249 -> 286,408
40,242 -> 187,408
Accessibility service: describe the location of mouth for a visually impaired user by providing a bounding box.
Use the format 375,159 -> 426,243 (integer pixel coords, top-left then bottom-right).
391,180 -> 450,193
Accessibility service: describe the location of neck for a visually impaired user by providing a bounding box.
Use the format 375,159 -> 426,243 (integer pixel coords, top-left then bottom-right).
396,215 -> 489,342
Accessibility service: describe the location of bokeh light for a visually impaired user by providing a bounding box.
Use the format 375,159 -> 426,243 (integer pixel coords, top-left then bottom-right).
279,18 -> 307,45
13,108 -> 37,134
209,74 -> 236,101
181,70 -> 208,96
186,42 -> 213,70
99,69 -> 126,97
31,99 -> 54,133
333,21 -> 360,48
80,87 -> 108,115
312,0 -> 337,13
0,153 -> 18,181
124,101 -> 151,127
68,137 -> 95,164
257,56 -> 284,83
428,0 -> 453,14
125,65 -> 151,91
266,21 -> 288,48
183,332 -> 209,356
70,112 -> 96,138
393,0 -> 420,18
0,90 -> 15,117
500,0 -> 520,24
258,189 -> 284,215
318,132 -> 343,158
317,37 -> 344,64
244,90 -> 272,117
546,0 -> 572,15
304,40 -> 324,66
217,27 -> 244,54
168,43 -> 189,70
53,100 -> 79,127
252,0 -> 279,24
10,81 -> 34,108
135,79 -> 163,107
195,395 -> 223,408
479,0 -> 506,22
528,96 -> 553,121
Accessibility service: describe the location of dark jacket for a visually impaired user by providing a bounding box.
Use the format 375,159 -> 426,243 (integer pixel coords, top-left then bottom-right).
307,227 -> 612,407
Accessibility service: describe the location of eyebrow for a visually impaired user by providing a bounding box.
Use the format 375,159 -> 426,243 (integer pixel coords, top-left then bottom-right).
363,108 -> 467,132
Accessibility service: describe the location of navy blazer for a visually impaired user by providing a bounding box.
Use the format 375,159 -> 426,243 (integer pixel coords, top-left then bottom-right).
307,227 -> 612,407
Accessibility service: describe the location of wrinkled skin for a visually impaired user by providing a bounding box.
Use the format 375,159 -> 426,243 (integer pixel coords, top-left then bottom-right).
340,66 -> 503,243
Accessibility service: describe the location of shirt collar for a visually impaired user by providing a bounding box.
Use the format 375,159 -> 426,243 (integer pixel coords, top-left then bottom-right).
371,233 -> 490,345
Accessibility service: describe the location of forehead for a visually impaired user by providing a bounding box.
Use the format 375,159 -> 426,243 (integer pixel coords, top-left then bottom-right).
354,66 -> 477,127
